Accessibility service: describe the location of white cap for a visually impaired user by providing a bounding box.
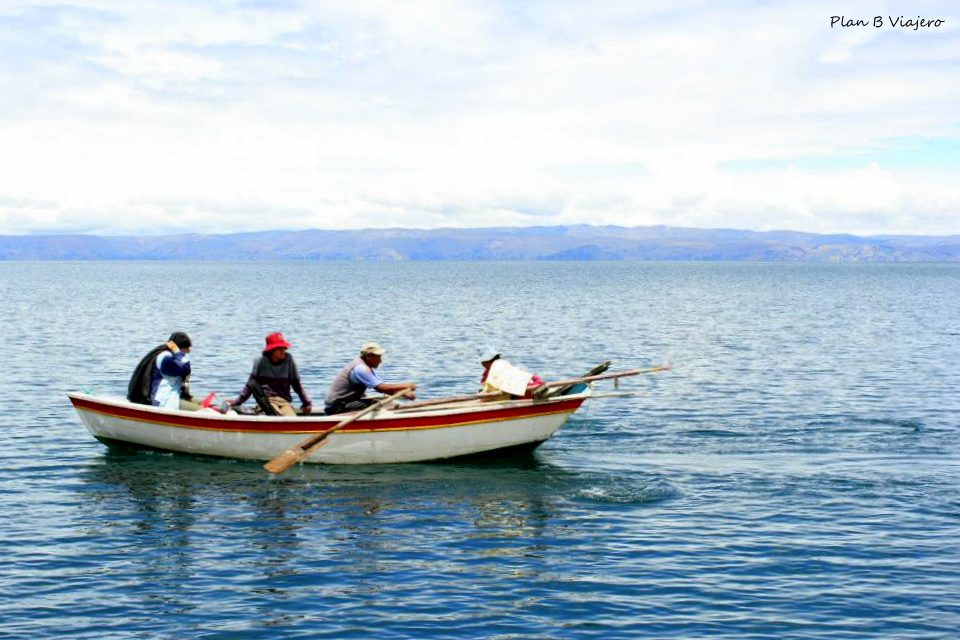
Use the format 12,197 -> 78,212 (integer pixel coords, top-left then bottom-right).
479,348 -> 501,363
361,341 -> 386,356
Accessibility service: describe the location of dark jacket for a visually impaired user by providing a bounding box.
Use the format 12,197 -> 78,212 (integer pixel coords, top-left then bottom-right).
127,345 -> 167,405
234,354 -> 311,408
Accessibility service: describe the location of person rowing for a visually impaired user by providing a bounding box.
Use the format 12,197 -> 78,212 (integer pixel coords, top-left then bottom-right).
229,332 -> 313,416
324,341 -> 417,415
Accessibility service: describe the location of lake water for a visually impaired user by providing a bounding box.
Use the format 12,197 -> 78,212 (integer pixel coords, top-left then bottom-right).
0,261 -> 958,639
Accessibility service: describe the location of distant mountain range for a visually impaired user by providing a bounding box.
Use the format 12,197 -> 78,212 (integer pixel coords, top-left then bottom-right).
2,225 -> 960,261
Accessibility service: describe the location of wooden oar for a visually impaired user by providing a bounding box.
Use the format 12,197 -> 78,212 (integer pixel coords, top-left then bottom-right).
263,387 -> 413,474
532,364 -> 670,398
393,391 -> 505,411
542,360 -> 611,399
397,361 -> 617,410
393,392 -> 517,413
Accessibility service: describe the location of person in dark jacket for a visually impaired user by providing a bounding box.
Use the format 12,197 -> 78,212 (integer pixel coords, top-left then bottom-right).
128,331 -> 199,410
229,332 -> 313,416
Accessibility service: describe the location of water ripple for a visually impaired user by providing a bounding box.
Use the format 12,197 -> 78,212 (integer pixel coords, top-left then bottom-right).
1,262 -> 959,638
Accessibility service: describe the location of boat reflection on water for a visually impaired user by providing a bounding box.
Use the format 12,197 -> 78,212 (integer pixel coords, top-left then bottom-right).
76,448 -> 584,606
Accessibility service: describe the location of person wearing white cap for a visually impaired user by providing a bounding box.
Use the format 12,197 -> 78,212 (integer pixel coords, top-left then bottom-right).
323,341 -> 417,415
479,348 -> 543,397
479,348 -> 502,393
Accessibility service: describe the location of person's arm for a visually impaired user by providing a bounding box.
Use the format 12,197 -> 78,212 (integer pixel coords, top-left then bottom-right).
374,382 -> 417,399
291,377 -> 312,413
286,355 -> 312,413
351,364 -> 417,400
231,374 -> 255,406
159,350 -> 191,378
231,358 -> 261,407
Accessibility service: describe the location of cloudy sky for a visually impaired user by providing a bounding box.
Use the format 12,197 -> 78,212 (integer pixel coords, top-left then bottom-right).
1,1 -> 958,236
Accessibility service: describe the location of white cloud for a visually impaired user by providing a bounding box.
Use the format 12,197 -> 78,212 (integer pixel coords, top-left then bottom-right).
1,0 -> 959,236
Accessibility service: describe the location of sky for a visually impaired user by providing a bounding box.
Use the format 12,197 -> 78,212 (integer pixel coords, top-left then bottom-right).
1,0 -> 958,236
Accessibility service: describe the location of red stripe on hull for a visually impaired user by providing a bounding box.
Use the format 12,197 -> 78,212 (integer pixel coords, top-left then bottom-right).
69,395 -> 586,434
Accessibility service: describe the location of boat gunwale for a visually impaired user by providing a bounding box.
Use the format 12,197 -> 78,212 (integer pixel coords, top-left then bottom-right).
67,391 -> 590,435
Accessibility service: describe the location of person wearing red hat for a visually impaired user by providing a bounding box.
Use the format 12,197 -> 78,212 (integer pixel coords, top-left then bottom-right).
229,332 -> 313,416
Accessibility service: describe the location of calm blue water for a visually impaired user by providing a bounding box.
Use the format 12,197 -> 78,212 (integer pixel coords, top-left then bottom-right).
1,261 -> 958,639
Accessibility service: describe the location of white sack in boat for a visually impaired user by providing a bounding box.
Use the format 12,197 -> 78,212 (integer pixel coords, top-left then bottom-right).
486,359 -> 533,396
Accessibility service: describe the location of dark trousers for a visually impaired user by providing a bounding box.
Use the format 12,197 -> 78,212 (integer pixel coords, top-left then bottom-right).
324,398 -> 374,415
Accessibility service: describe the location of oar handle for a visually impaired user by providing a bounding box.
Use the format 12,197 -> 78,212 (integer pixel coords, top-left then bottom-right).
394,391 -> 503,410
264,386 -> 413,474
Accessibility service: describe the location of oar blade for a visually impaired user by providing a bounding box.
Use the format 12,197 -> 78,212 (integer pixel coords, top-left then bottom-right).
263,386 -> 414,475
263,447 -> 308,474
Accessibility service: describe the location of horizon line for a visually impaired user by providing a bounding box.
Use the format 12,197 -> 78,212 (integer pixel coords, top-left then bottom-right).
3,223 -> 960,240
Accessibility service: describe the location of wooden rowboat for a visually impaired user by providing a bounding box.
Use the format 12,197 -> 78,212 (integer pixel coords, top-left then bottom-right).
67,388 -> 591,465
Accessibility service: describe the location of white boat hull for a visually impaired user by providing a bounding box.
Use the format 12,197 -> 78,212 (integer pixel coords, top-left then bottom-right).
69,392 -> 589,465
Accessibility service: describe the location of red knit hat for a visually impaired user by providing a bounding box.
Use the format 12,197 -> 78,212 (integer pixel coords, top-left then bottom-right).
263,331 -> 292,353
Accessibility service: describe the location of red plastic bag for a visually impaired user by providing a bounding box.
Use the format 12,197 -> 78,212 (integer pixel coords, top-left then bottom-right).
200,392 -> 230,413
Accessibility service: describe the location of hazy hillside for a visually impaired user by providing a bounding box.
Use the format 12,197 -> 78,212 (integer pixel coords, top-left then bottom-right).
2,225 -> 959,261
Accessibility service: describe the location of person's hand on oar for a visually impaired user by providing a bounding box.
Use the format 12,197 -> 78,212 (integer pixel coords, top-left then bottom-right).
375,382 -> 416,401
